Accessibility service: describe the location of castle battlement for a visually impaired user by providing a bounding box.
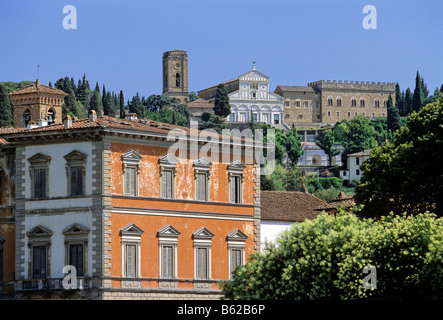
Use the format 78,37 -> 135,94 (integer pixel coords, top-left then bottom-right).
307,80 -> 395,92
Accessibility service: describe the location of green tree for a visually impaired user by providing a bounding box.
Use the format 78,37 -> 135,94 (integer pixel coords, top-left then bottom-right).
285,127 -> 304,167
387,94 -> 401,132
75,73 -> 90,110
0,84 -> 13,127
213,83 -> 231,118
315,130 -> 340,166
119,90 -> 126,119
334,116 -> 378,156
412,71 -> 425,112
128,93 -> 144,119
89,82 -> 103,116
221,210 -> 443,300
62,88 -> 77,118
104,91 -> 116,117
199,112 -> 227,134
355,96 -> 443,218
404,88 -> 414,115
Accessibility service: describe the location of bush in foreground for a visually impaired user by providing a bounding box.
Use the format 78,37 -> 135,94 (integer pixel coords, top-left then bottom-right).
221,210 -> 443,299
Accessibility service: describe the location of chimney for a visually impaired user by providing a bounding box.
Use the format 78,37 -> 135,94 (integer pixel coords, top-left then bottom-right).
64,115 -> 72,128
89,110 -> 97,122
38,118 -> 48,127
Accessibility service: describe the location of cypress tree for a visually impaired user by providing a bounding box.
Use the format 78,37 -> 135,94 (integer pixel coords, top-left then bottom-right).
412,71 -> 425,112
387,94 -> 401,132
213,83 -> 231,118
104,91 -> 116,117
63,88 -> 77,118
404,88 -> 413,115
89,82 -> 103,116
119,90 -> 125,119
0,84 -> 13,127
395,83 -> 406,116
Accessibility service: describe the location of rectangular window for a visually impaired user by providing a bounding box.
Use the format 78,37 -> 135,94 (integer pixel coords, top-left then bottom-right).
273,114 -> 279,124
356,157 -> 360,165
32,246 -> 47,279
33,168 -> 47,199
304,101 -> 309,108
230,248 -> 242,273
295,101 -> 300,107
356,169 -> 360,176
336,111 -> 340,117
284,101 -> 290,107
162,169 -> 174,199
69,244 -> 84,276
250,83 -> 258,90
196,247 -> 209,280
347,112 -> 351,117
125,244 -> 137,278
327,111 -> 331,117
125,167 -> 136,196
70,166 -> 83,196
196,173 -> 207,201
161,245 -> 174,278
252,113 -> 258,122
228,114 -> 235,121
230,175 -> 241,204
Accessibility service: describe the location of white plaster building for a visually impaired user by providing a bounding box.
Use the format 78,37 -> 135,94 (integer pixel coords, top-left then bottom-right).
197,63 -> 285,127
340,150 -> 371,182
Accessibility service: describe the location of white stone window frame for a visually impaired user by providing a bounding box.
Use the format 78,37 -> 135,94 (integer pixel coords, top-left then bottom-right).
228,160 -> 246,204
62,223 -> 90,277
159,153 -> 178,199
157,225 -> 180,279
64,150 -> 87,197
336,96 -> 342,107
26,225 -> 53,279
226,229 -> 248,279
120,223 -> 144,278
28,153 -> 51,199
122,150 -> 142,197
194,157 -> 211,202
192,227 -> 214,280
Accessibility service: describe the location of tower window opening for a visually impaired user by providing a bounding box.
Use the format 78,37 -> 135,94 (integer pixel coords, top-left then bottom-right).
176,73 -> 181,87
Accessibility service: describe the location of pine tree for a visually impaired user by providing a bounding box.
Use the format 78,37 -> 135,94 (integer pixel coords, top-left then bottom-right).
119,90 -> 125,119
387,94 -> 401,132
129,93 -> 144,118
89,82 -> 103,116
412,71 -> 425,112
0,84 -> 13,127
104,91 -> 116,117
213,84 -> 231,118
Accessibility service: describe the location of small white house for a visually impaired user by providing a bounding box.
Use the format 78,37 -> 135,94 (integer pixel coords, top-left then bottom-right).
340,150 -> 371,182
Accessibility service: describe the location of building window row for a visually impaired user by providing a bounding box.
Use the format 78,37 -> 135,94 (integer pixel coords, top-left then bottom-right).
123,151 -> 246,204
28,150 -> 87,199
327,96 -> 388,108
121,224 -> 248,280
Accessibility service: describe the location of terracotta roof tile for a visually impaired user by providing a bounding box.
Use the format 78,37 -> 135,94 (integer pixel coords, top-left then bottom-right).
275,85 -> 317,93
8,81 -> 67,96
261,191 -> 328,222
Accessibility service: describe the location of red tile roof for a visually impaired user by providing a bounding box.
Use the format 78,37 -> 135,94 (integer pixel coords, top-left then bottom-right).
261,191 -> 328,222
8,80 -> 67,96
186,99 -> 214,109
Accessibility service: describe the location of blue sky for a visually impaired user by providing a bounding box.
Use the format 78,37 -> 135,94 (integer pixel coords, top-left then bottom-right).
1,0 -> 442,99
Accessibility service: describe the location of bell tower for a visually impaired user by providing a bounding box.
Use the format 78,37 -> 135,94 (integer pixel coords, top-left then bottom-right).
162,50 -> 189,103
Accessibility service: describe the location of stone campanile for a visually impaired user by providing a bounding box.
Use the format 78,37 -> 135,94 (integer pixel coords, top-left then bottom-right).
162,50 -> 189,103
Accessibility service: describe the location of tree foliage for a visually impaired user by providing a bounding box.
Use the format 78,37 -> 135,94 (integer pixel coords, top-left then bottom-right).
355,96 -> 443,218
0,84 -> 13,127
213,83 -> 231,118
285,127 -> 304,167
315,130 -> 340,166
221,210 -> 443,300
386,94 -> 401,132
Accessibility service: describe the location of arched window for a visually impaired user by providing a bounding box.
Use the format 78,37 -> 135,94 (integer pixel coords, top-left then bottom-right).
336,97 -> 342,106
327,97 -> 333,106
175,73 -> 181,87
374,99 -> 380,108
360,98 -> 365,107
47,108 -> 55,124
351,98 -> 357,107
23,109 -> 31,126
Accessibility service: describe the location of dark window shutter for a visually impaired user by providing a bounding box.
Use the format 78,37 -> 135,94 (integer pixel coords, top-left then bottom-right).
126,244 -> 136,277
197,247 -> 208,279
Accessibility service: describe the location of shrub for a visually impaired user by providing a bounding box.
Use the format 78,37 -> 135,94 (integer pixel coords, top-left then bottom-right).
221,210 -> 443,299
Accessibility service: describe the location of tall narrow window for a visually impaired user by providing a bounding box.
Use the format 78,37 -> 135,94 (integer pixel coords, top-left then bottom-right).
28,153 -> 51,199
32,246 -> 47,279
226,229 -> 248,279
176,73 -> 181,87
193,227 -> 214,281
360,99 -> 365,107
63,223 -> 89,277
327,97 -> 333,106
64,150 -> 87,197
161,245 -> 174,278
158,225 -> 180,279
120,223 -> 143,279
194,157 -> 211,202
69,244 -> 84,276
27,225 -> 53,280
228,160 -> 245,204
351,98 -> 357,107
122,150 -> 142,197
159,154 -> 178,199
336,97 -> 342,106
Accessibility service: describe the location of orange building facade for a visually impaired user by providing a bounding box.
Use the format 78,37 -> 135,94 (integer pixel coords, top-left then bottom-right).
2,114 -> 261,299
